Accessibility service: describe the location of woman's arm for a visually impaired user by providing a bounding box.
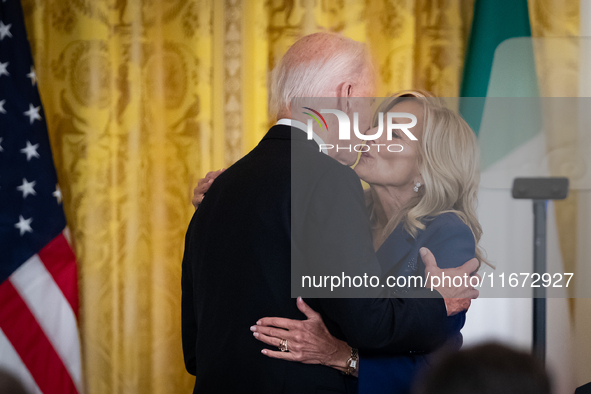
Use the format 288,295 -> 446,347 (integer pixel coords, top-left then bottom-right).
420,215 -> 479,333
423,213 -> 477,270
252,297 -> 359,376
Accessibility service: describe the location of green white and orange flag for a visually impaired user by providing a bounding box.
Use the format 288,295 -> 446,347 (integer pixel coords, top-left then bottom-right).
459,1 -> 577,392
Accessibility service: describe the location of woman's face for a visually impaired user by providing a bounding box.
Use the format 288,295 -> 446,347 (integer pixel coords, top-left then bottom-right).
354,100 -> 424,189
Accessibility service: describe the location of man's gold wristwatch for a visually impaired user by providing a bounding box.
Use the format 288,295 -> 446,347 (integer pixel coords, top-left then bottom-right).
345,348 -> 359,375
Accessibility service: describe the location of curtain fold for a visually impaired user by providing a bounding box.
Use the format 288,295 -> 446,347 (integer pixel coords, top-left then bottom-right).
23,1 -> 202,392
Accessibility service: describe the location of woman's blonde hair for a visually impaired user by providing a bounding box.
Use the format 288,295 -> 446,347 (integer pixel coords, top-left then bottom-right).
367,90 -> 489,267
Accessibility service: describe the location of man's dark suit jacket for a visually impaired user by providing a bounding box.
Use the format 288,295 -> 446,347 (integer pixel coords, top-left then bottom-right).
576,382 -> 591,394
182,125 -> 458,394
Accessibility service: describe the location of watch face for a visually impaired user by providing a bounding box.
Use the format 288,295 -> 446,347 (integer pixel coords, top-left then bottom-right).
350,360 -> 357,369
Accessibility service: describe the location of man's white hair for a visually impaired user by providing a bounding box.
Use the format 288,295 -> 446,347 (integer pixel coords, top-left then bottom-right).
269,33 -> 370,119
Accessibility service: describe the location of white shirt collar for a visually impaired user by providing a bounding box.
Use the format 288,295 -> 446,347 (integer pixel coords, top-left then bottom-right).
276,118 -> 328,155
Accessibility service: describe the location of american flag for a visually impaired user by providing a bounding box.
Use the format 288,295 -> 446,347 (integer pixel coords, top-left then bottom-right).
0,1 -> 82,393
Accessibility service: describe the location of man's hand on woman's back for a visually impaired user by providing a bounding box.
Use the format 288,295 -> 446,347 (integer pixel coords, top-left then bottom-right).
420,247 -> 480,317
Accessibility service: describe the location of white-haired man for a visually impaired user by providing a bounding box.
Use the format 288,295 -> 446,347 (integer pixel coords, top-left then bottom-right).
182,32 -> 478,393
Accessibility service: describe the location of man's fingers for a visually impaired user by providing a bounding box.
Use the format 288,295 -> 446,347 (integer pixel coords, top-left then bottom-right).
455,299 -> 471,315
296,297 -> 320,320
458,258 -> 479,276
419,247 -> 436,268
445,298 -> 472,316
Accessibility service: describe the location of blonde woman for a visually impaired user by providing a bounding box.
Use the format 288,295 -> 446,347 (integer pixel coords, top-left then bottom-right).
193,92 -> 485,394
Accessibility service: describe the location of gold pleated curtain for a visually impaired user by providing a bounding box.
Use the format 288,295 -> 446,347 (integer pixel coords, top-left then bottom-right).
19,0 -> 578,393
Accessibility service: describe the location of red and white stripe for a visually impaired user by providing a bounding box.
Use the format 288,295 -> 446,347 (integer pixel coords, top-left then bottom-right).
0,233 -> 81,394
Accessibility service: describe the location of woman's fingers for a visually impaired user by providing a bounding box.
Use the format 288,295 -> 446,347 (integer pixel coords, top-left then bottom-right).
296,297 -> 320,320
253,329 -> 306,361
261,349 -> 296,361
251,324 -> 291,341
196,179 -> 213,194
252,331 -> 281,348
206,168 -> 225,181
252,302 -> 343,367
256,317 -> 301,331
192,185 -> 204,209
192,168 -> 224,209
253,331 -> 304,362
197,175 -> 214,191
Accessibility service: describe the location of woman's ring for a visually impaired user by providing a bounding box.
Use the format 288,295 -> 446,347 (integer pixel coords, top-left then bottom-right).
279,339 -> 288,352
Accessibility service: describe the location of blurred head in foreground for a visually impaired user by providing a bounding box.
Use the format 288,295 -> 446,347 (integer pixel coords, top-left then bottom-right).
0,369 -> 28,394
413,343 -> 552,394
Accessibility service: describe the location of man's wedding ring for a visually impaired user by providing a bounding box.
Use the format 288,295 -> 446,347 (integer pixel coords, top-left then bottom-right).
279,339 -> 288,352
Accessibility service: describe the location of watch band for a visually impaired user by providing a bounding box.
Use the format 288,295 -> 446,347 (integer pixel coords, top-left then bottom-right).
345,347 -> 359,375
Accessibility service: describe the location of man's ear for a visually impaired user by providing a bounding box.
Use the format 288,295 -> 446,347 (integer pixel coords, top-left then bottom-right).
336,96 -> 351,113
336,81 -> 353,112
339,81 -> 353,98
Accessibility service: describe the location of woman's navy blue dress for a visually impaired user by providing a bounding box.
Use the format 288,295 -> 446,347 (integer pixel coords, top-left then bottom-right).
358,212 -> 476,394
